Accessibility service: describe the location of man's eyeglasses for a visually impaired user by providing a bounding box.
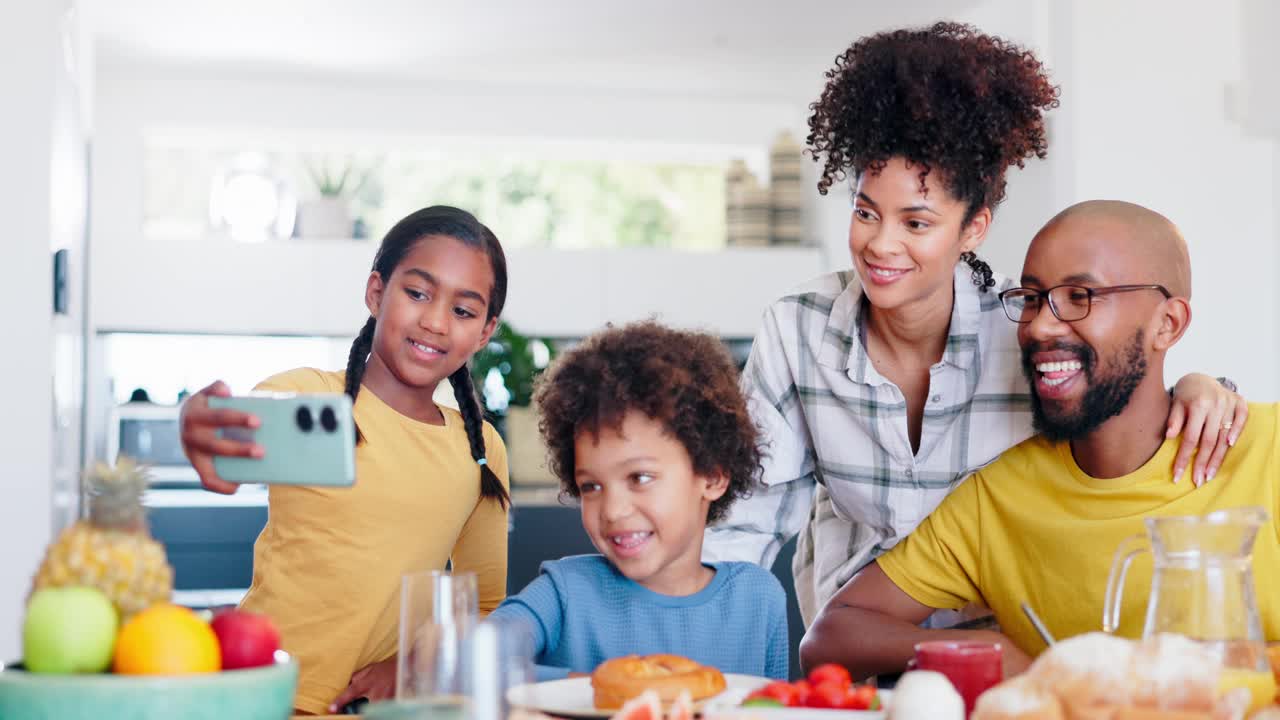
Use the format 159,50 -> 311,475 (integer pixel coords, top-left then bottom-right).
998,284 -> 1172,323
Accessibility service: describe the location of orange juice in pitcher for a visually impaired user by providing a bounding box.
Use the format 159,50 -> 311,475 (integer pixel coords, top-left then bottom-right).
1105,508 -> 1275,712
1218,666 -> 1277,714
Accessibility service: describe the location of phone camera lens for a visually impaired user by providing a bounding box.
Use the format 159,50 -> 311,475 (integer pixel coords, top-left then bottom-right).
296,406 -> 314,432
320,406 -> 338,433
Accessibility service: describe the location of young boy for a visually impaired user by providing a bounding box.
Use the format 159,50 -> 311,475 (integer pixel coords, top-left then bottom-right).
488,322 -> 789,680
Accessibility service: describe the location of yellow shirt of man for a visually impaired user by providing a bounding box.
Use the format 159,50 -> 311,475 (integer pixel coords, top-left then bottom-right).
237,368 -> 509,713
878,402 -> 1280,657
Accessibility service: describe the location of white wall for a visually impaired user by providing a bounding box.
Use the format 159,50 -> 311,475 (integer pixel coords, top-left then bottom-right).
0,0 -> 84,663
1239,0 -> 1278,138
1050,0 -> 1278,398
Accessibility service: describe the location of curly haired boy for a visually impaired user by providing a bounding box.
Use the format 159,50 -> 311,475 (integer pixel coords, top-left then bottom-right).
488,322 -> 789,682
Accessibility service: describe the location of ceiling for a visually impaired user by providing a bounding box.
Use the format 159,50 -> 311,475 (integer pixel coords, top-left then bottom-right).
86,0 -> 979,101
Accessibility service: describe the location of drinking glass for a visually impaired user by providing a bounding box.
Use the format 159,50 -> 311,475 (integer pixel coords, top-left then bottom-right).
396,570 -> 478,701
912,640 -> 1002,716
464,618 -> 536,720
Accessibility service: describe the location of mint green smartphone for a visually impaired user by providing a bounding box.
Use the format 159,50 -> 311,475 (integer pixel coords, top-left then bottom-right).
209,393 -> 356,487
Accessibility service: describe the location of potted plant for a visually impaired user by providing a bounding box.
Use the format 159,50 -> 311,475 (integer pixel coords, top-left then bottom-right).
470,322 -> 557,486
296,155 -> 376,239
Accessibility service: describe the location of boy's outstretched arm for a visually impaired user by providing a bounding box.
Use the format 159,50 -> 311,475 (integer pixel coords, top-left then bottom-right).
798,562 -> 1030,681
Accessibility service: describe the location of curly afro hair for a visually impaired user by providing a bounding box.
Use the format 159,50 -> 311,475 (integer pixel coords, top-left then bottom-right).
807,21 -> 1059,216
534,321 -> 761,524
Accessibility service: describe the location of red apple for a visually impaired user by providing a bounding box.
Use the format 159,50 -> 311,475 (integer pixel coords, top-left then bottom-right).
210,609 -> 280,670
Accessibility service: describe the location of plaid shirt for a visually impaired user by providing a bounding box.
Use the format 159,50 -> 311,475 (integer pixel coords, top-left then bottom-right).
703,264 -> 1035,625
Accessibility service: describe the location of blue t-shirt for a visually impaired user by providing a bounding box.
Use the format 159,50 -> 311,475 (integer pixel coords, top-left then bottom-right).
487,555 -> 789,681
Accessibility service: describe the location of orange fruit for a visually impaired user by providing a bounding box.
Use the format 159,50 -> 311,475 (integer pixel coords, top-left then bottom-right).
112,604 -> 221,674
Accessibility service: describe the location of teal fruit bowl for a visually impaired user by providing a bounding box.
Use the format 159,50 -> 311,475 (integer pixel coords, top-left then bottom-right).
0,652 -> 297,720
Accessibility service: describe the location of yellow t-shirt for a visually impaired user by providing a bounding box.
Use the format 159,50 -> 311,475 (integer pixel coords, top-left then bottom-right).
237,368 -> 509,713
878,402 -> 1280,658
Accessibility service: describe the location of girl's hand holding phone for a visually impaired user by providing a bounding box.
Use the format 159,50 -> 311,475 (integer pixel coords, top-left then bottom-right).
179,380 -> 264,494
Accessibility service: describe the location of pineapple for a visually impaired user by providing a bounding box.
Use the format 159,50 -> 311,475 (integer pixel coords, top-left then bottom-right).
31,456 -> 173,618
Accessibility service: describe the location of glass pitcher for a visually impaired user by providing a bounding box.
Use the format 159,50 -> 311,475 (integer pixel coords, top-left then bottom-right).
1103,506 -> 1274,710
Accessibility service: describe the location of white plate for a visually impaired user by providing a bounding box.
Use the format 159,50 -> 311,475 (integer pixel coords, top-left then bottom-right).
506,674 -> 771,719
702,686 -> 890,720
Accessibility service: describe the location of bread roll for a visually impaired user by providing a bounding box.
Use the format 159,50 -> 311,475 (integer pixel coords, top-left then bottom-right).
972,677 -> 1064,720
973,633 -> 1242,720
1054,697 -> 1214,719
1111,709 -> 1212,719
591,654 -> 726,709
1060,705 -> 1118,720
1128,634 -> 1220,711
1028,633 -> 1136,708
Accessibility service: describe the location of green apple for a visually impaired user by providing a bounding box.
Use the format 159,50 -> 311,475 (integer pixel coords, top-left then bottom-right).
23,586 -> 119,673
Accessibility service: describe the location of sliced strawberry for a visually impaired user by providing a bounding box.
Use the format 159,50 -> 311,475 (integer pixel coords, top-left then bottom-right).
791,679 -> 813,706
806,681 -> 848,709
757,681 -> 800,707
807,663 -> 852,690
844,684 -> 877,710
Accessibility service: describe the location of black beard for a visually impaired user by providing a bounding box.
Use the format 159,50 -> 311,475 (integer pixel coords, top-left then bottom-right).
1021,330 -> 1148,442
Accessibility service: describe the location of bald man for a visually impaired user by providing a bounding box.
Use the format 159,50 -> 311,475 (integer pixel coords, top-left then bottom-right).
799,200 -> 1280,679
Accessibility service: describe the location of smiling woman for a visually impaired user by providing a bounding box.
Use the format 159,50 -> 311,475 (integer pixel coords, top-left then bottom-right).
704,22 -> 1065,626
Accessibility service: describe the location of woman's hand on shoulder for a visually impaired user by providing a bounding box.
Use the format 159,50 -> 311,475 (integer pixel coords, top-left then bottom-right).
1167,373 -> 1247,486
179,380 -> 262,495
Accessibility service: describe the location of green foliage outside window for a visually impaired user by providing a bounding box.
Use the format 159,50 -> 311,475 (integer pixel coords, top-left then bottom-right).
144,144 -> 727,250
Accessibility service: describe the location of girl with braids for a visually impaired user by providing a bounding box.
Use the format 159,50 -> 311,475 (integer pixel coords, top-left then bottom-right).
180,205 -> 510,714
703,21 -> 1247,632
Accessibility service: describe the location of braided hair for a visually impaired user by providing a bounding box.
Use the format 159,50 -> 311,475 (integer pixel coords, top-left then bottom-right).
344,206 -> 510,509
806,21 -> 1059,291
